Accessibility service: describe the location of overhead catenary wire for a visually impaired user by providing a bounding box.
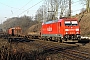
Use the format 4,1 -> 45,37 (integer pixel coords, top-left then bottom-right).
72,0 -> 80,4
0,0 -> 33,12
18,0 -> 43,16
17,0 -> 32,11
0,0 -> 86,24
0,2 -> 19,9
0,0 -> 43,24
71,0 -> 83,7
0,0 -> 32,10
70,0 -> 85,15
10,0 -> 32,17
1,0 -> 84,19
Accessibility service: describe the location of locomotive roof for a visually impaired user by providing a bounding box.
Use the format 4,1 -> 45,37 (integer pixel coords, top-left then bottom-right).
42,18 -> 77,25
44,20 -> 57,24
44,19 -> 63,24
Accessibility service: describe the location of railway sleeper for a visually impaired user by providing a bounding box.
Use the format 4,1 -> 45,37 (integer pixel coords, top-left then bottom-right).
64,49 -> 90,59
60,51 -> 87,60
41,36 -> 63,43
8,37 -> 30,42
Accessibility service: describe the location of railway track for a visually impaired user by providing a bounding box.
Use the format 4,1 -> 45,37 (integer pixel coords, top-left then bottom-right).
31,41 -> 90,60
0,35 -> 90,60
59,49 -> 90,60
39,46 -> 90,60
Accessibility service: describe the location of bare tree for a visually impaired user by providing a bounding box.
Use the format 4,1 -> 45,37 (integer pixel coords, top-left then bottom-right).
2,16 -> 37,34
59,0 -> 69,18
86,0 -> 90,12
45,0 -> 69,19
35,6 -> 43,22
80,0 -> 90,13
35,0 -> 70,22
35,4 -> 48,23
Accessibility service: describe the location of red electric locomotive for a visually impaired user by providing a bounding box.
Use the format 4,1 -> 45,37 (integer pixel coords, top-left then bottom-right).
41,18 -> 81,42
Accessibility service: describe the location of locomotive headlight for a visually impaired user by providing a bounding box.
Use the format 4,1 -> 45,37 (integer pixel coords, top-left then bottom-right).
76,32 -> 79,34
76,29 -> 79,31
66,32 -> 68,34
65,29 -> 69,31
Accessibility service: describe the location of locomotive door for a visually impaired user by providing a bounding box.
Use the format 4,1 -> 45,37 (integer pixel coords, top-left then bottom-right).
12,29 -> 14,36
58,22 -> 61,33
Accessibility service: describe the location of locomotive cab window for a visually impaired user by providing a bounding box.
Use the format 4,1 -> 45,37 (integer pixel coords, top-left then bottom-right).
65,21 -> 71,26
65,21 -> 78,26
71,21 -> 78,26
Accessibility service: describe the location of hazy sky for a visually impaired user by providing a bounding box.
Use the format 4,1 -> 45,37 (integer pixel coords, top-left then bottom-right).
0,0 -> 43,23
0,0 -> 85,24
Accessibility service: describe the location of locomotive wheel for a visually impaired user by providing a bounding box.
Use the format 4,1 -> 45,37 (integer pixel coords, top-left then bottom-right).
60,38 -> 62,43
44,37 -> 47,41
57,37 -> 62,43
47,38 -> 50,41
49,37 -> 52,41
65,38 -> 67,41
8,38 -> 12,43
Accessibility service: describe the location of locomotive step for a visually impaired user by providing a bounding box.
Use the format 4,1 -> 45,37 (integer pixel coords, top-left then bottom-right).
63,40 -> 78,44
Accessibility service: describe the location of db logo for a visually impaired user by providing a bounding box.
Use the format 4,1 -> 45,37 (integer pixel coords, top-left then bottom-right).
47,26 -> 52,31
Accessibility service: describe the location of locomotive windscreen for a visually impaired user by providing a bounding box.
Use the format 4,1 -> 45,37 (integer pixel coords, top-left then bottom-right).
65,21 -> 78,26
71,21 -> 78,26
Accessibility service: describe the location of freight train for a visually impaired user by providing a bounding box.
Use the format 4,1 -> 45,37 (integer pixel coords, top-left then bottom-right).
40,18 -> 81,42
5,17 -> 81,43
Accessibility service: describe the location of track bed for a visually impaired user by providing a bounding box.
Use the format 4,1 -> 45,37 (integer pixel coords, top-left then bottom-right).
0,38 -> 90,60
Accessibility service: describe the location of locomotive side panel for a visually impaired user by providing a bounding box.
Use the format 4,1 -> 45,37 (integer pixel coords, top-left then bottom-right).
42,22 -> 58,34
41,20 -> 63,42
41,22 -> 62,36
